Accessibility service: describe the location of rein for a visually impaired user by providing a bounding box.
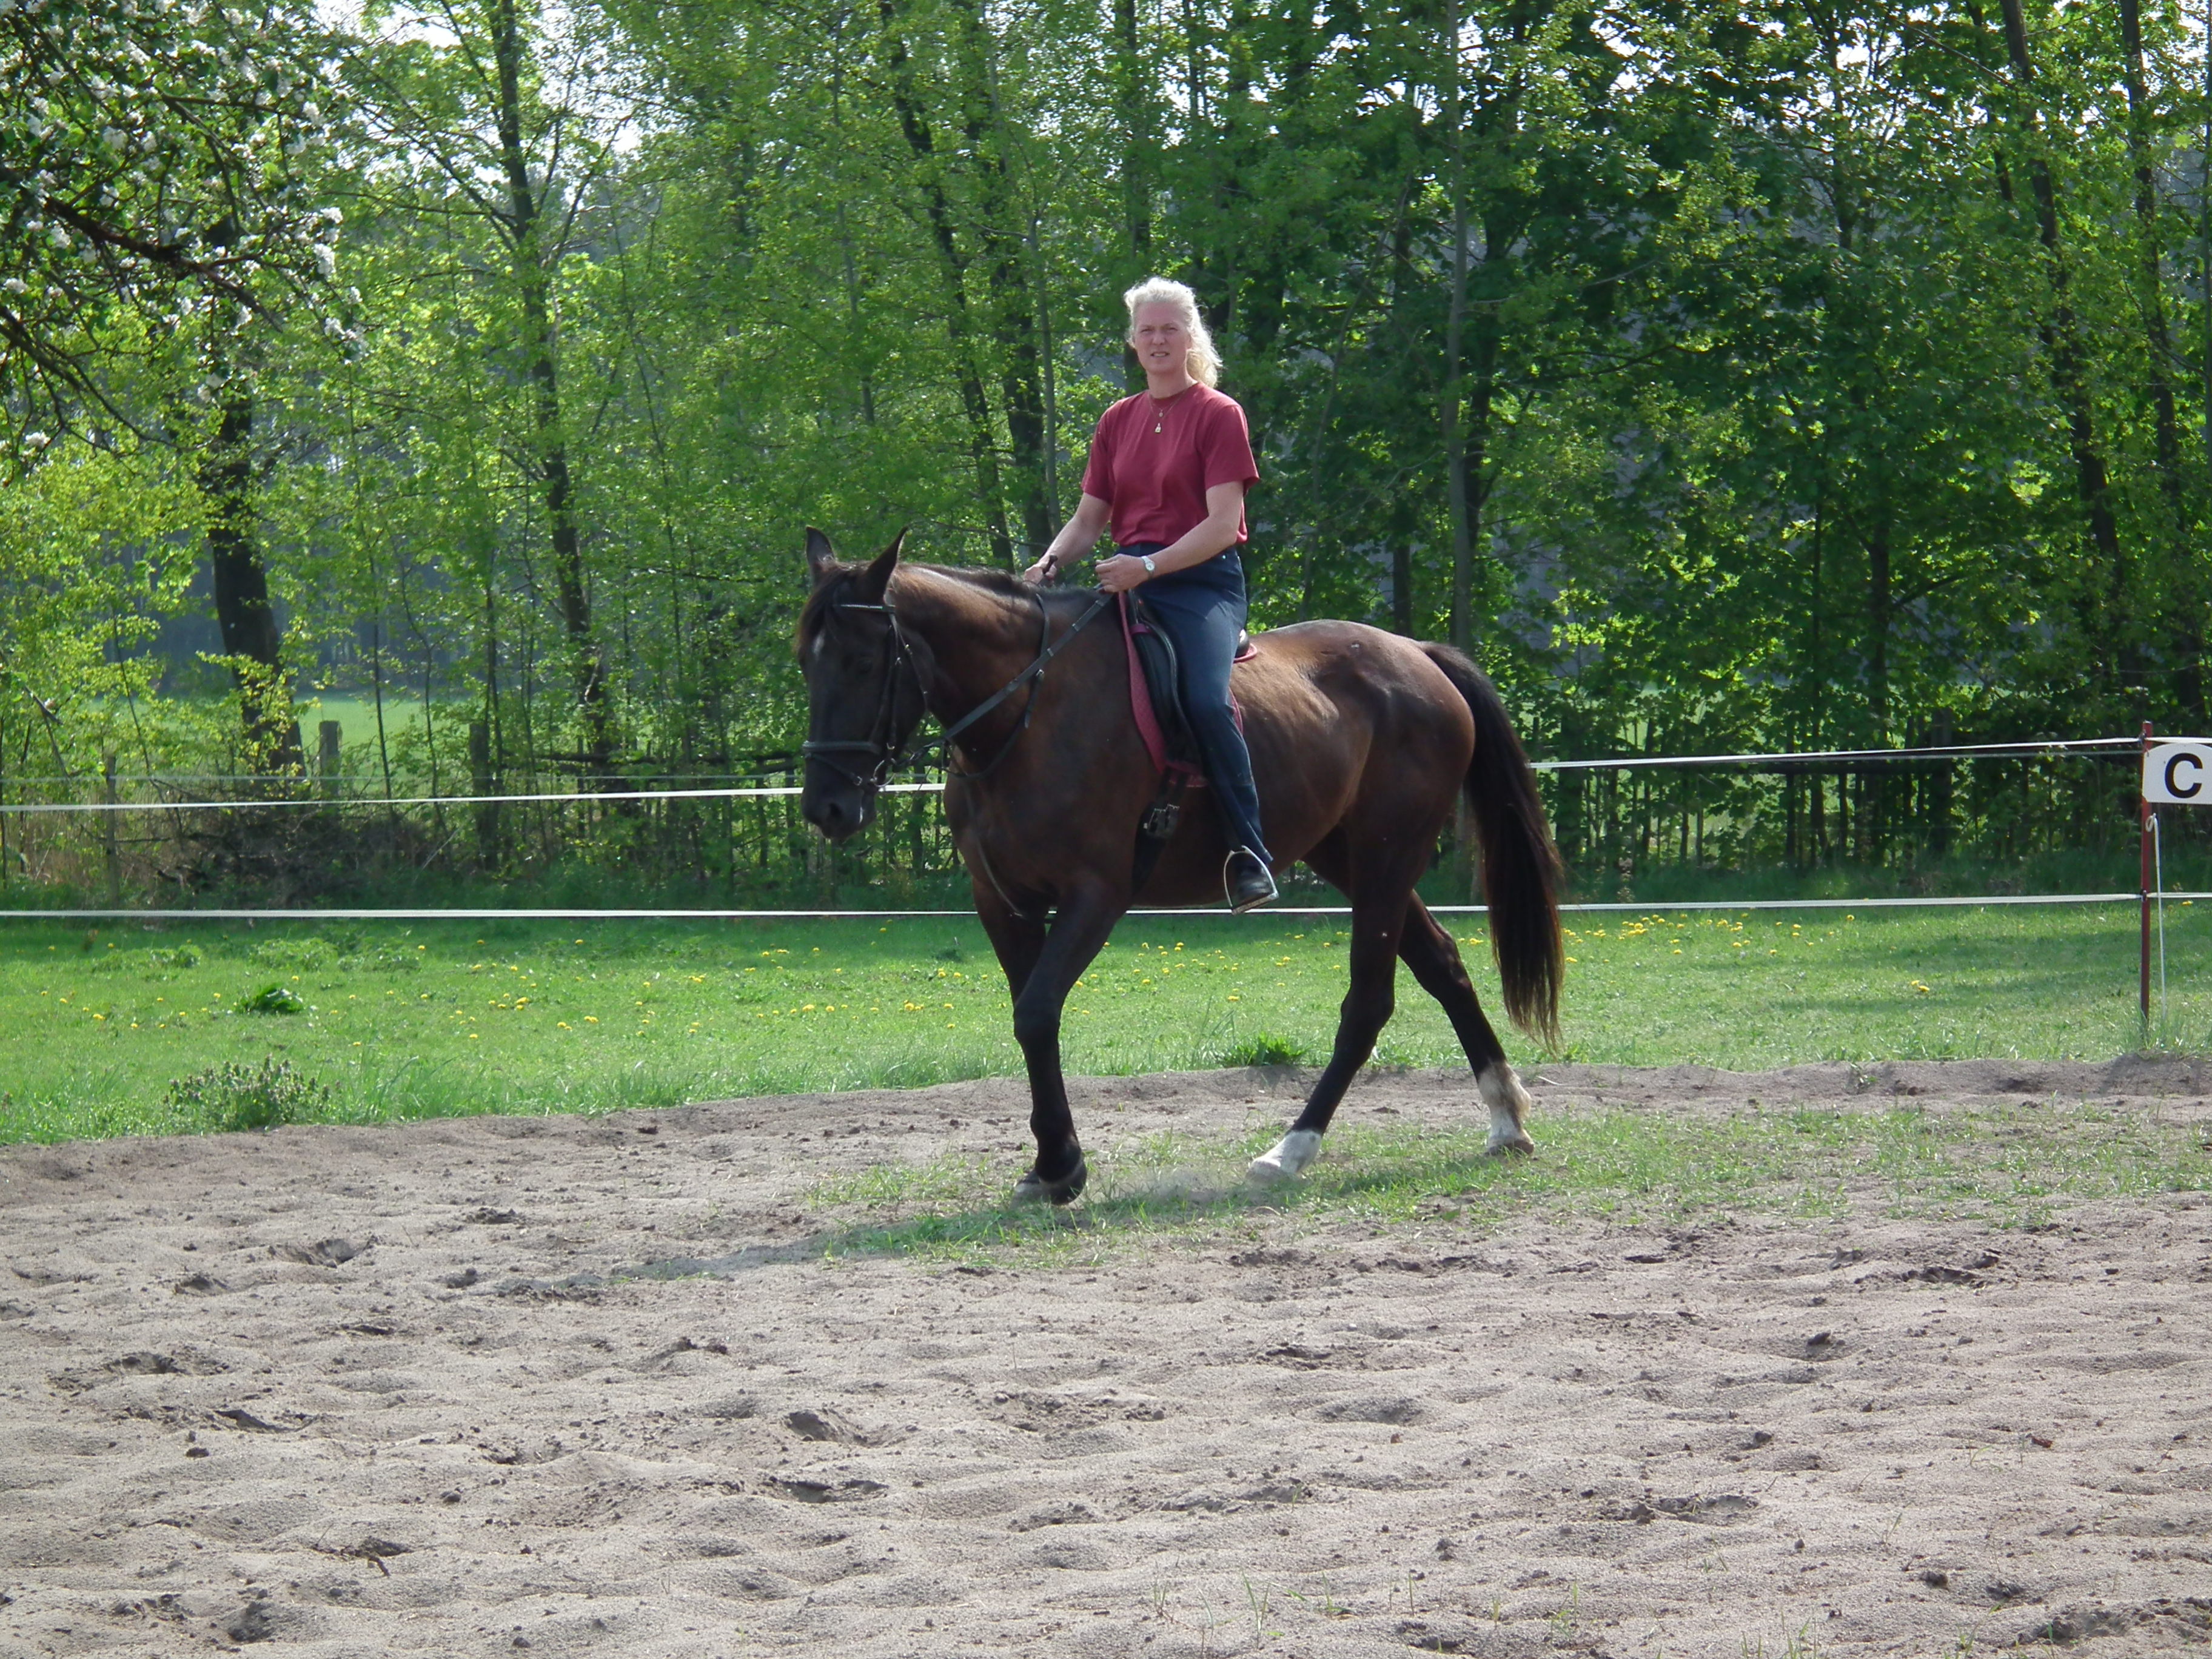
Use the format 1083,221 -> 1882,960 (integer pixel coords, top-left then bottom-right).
802,585 -> 1112,790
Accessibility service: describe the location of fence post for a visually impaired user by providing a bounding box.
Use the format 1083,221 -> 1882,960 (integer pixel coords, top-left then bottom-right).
101,751 -> 120,908
2140,719 -> 2153,1032
318,720 -> 342,797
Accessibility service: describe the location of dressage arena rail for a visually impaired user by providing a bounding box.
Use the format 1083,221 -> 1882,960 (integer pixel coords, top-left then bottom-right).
0,736 -> 2143,814
2,893 -> 2205,922
0,734 -> 2177,927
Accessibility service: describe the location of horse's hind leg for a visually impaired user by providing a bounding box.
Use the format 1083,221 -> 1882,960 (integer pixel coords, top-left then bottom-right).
1397,899 -> 1535,1155
1248,868 -> 1409,1182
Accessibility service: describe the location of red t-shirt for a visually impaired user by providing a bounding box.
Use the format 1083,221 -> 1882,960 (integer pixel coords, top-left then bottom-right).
1079,383 -> 1260,547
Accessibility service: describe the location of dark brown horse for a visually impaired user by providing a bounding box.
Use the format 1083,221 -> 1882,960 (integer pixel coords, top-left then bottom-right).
797,529 -> 1563,1203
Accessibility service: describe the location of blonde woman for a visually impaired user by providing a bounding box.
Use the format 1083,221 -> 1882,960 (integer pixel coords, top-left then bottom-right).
1025,277 -> 1276,911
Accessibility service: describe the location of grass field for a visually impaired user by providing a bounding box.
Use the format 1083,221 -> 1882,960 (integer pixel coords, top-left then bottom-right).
2,901 -> 2207,1146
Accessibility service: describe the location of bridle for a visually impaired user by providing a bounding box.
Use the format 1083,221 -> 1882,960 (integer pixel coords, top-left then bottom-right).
801,586 -> 1113,790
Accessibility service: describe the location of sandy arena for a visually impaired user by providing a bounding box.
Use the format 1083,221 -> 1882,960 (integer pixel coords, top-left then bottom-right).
4,1060 -> 2210,1657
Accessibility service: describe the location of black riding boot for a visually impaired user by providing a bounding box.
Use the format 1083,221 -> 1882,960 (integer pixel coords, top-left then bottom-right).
1225,848 -> 1277,913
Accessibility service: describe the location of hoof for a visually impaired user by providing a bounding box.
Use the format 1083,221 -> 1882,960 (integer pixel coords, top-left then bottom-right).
1478,1064 -> 1536,1158
1011,1156 -> 1088,1207
1247,1128 -> 1323,1184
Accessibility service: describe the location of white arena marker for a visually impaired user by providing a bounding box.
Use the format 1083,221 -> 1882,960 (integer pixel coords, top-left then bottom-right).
2144,742 -> 2212,805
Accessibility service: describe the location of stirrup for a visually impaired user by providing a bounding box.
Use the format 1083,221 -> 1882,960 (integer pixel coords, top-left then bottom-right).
1225,848 -> 1277,914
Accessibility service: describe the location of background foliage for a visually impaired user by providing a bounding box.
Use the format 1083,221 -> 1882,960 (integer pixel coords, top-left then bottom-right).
4,0 -> 2211,899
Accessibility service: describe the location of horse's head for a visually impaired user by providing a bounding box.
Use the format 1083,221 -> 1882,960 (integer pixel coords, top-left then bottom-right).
797,527 -> 928,842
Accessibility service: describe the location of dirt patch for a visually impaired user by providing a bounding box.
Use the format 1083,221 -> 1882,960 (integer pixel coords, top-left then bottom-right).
2,1061 -> 2210,1655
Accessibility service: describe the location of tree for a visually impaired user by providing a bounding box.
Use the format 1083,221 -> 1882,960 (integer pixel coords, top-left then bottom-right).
348,0 -> 627,782
0,0 -> 343,451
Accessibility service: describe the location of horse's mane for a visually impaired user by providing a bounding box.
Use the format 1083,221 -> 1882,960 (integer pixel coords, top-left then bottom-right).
797,561 -> 1092,654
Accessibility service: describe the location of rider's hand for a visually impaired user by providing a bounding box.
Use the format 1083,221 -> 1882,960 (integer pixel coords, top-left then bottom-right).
1022,555 -> 1060,585
1096,554 -> 1148,594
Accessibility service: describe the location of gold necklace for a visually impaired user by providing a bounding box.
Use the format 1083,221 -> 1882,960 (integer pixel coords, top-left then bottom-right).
1150,387 -> 1188,434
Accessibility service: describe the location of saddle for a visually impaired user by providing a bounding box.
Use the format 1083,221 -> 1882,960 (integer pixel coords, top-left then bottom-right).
1118,593 -> 1256,891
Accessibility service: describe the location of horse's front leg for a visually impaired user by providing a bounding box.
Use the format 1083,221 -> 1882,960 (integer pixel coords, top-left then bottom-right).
986,883 -> 1122,1205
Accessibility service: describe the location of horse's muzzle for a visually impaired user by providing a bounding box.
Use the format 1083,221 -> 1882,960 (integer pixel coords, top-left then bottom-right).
802,783 -> 872,843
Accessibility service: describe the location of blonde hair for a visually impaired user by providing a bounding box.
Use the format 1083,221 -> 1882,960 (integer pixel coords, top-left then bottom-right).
1123,276 -> 1221,388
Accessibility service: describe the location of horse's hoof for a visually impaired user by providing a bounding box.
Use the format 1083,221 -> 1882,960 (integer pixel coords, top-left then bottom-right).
1485,1131 -> 1537,1158
1247,1128 -> 1323,1184
1011,1156 -> 1088,1206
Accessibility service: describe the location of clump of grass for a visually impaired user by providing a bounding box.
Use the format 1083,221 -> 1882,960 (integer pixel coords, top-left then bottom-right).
241,983 -> 307,1014
247,937 -> 332,971
165,1059 -> 331,1133
1219,1033 -> 1307,1067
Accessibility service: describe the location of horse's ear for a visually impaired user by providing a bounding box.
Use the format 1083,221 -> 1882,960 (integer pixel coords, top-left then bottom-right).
856,527 -> 907,601
805,527 -> 839,586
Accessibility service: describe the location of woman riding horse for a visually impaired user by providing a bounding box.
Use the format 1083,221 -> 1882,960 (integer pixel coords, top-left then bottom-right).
797,292 -> 1564,1205
1024,277 -> 1276,914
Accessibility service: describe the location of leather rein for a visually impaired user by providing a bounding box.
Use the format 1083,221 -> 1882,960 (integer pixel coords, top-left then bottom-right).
801,586 -> 1113,790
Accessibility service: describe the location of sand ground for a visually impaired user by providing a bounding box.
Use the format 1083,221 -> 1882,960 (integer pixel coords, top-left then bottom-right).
4,1059 -> 2210,1657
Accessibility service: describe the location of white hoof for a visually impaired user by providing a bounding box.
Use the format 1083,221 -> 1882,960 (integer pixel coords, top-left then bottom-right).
1248,1129 -> 1323,1184
1478,1064 -> 1537,1156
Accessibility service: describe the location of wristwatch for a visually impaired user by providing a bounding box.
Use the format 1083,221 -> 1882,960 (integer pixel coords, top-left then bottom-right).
1140,554 -> 1157,577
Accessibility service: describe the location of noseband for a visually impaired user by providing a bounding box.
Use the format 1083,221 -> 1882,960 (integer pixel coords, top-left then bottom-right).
802,588 -> 1112,788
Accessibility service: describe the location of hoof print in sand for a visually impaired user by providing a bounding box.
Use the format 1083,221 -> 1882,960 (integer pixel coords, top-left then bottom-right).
1008,1500 -> 1096,1532
272,1238 -> 366,1267
769,1476 -> 886,1504
1646,1492 -> 1758,1524
1315,1394 -> 1425,1426
987,1390 -> 1107,1433
783,1407 -> 859,1443
224,1598 -> 283,1644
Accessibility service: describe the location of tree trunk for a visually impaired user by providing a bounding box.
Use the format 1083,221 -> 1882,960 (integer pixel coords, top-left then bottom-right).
1111,0 -> 1152,276
879,0 -> 1014,565
1441,16 -> 1473,654
2204,0 -> 2212,486
492,0 -> 613,784
2117,0 -> 2186,523
200,387 -> 299,771
948,0 -> 1052,561
2118,0 -> 2206,728
1995,0 -> 2128,654
1863,511 -> 1890,858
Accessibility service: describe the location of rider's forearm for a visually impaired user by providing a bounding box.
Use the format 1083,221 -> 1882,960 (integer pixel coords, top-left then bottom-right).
1148,512 -> 1242,574
1039,498 -> 1110,574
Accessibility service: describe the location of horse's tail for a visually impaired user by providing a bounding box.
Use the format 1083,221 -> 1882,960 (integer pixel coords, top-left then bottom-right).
1418,643 -> 1564,1047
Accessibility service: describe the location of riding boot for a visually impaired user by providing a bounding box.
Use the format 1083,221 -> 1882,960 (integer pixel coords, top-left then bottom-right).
1225,848 -> 1277,913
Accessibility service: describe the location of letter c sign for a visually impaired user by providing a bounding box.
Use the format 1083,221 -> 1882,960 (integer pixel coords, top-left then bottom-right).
2145,742 -> 2212,805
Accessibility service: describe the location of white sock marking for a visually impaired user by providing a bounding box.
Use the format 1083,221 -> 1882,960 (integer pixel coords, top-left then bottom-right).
1248,1128 -> 1322,1183
1478,1064 -> 1537,1153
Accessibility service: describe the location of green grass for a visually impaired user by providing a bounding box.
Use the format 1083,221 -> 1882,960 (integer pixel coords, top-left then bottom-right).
2,901 -> 2208,1146
796,1098 -> 2212,1264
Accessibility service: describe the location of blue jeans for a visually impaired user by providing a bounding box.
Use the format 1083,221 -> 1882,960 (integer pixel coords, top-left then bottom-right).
1123,545 -> 1272,864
